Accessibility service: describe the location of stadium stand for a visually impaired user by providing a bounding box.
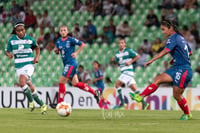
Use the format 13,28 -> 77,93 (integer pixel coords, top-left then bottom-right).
0,0 -> 200,87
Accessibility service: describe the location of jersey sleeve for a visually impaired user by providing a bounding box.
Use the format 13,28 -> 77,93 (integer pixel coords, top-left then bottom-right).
165,36 -> 176,52
98,69 -> 103,77
5,39 -> 12,52
71,37 -> 82,46
187,43 -> 192,54
31,37 -> 38,49
115,53 -> 119,62
55,39 -> 59,49
128,49 -> 137,58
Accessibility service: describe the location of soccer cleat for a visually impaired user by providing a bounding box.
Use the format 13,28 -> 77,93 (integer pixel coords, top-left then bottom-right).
29,102 -> 35,112
94,90 -> 100,103
129,92 -> 143,102
49,103 -> 57,109
142,101 -> 149,110
113,104 -> 127,110
180,114 -> 192,120
41,104 -> 48,115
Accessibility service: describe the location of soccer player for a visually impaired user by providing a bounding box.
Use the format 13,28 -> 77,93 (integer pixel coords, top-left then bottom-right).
5,21 -> 47,114
112,38 -> 149,109
92,60 -> 110,109
53,26 -> 100,106
129,20 -> 193,120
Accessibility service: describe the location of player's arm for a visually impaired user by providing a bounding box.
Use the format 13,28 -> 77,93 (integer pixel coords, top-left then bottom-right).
5,40 -> 13,59
126,54 -> 140,66
93,76 -> 104,82
33,45 -> 40,64
71,43 -> 85,58
145,48 -> 169,67
5,51 -> 14,59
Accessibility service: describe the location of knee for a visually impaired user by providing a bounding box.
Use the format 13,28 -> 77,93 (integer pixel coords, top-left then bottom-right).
18,75 -> 27,87
173,93 -> 182,101
152,77 -> 161,86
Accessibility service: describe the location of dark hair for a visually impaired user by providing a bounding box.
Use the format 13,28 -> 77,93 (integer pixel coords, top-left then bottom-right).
79,65 -> 84,69
12,21 -> 25,34
160,19 -> 182,35
93,60 -> 101,67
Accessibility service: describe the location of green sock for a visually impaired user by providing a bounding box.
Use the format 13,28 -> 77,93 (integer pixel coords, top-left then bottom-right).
23,87 -> 33,102
118,89 -> 124,105
32,91 -> 44,106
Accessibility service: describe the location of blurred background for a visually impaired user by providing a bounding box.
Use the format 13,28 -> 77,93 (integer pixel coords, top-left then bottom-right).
0,0 -> 199,88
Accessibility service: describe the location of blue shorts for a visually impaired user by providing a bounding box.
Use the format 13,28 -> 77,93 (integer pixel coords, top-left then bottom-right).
165,65 -> 192,88
62,64 -> 77,78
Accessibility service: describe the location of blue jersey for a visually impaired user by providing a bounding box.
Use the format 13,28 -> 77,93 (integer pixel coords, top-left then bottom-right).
94,69 -> 104,90
56,36 -> 82,65
165,33 -> 192,67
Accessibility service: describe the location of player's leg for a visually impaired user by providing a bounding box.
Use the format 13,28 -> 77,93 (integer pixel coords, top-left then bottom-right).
173,68 -> 192,120
98,86 -> 110,109
115,79 -> 125,106
27,81 -> 47,114
129,83 -> 149,110
18,74 -> 34,111
129,73 -> 173,102
57,76 -> 68,104
173,86 -> 191,120
71,75 -> 100,103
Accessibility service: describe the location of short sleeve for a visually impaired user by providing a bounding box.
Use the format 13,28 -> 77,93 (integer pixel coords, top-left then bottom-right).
31,37 -> 38,48
5,39 -> 12,52
128,49 -> 137,58
98,70 -> 103,77
71,37 -> 82,46
187,43 -> 192,54
165,37 -> 176,52
115,54 -> 119,62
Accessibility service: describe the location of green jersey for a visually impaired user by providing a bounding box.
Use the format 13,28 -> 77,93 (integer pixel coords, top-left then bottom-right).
115,48 -> 138,76
5,34 -> 38,69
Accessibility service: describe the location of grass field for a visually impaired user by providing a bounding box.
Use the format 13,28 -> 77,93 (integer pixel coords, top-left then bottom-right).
0,109 -> 200,133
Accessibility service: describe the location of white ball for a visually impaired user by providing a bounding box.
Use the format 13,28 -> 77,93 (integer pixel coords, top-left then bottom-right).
56,102 -> 72,117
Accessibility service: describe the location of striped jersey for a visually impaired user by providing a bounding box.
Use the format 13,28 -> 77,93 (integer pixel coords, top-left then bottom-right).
5,34 -> 37,69
115,48 -> 137,76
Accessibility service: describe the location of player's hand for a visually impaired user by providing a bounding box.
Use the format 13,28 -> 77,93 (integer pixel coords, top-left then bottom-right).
71,52 -> 77,58
33,57 -> 39,64
54,48 -> 59,54
7,53 -> 14,59
93,78 -> 97,82
169,59 -> 174,65
144,60 -> 153,67
111,57 -> 115,61
126,62 -> 131,66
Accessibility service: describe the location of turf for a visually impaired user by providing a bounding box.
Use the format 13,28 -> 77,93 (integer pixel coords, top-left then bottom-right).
0,109 -> 200,133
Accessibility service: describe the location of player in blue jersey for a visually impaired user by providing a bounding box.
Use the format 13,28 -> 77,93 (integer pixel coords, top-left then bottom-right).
92,60 -> 110,109
53,26 -> 100,106
129,20 -> 193,120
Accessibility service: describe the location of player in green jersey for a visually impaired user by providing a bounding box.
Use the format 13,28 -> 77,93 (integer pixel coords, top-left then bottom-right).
5,21 -> 47,114
112,38 -> 149,110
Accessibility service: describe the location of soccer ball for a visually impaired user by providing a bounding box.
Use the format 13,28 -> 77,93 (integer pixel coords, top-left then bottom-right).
56,102 -> 72,117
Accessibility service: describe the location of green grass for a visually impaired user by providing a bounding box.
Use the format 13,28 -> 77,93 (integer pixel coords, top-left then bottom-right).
0,109 -> 200,133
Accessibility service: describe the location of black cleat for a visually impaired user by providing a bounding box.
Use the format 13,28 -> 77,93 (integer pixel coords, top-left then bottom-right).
94,90 -> 100,103
49,103 -> 57,109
